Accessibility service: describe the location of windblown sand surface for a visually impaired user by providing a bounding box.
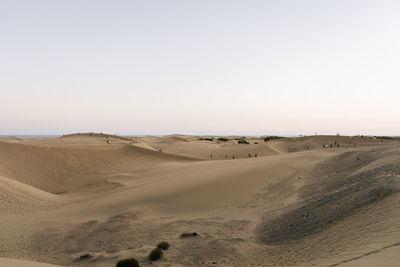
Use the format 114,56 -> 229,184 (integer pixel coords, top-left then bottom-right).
1,134 -> 400,266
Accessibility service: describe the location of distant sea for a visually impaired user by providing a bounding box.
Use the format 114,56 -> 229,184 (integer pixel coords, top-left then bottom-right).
0,135 -> 60,138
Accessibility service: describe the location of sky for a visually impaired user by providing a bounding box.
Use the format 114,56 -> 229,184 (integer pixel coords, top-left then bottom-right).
1,0 -> 400,136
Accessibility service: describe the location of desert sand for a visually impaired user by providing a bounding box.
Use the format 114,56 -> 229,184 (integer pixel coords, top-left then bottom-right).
1,133 -> 400,266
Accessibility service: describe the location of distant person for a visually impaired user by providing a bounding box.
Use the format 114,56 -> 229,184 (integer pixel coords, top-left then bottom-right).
210,153 -> 213,159
226,154 -> 228,159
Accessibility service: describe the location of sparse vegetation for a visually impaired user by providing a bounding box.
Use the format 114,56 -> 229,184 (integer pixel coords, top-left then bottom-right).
149,247 -> 163,261
78,254 -> 93,260
116,258 -> 139,267
157,241 -> 170,250
263,136 -> 282,142
238,139 -> 249,144
198,138 -> 214,142
375,136 -> 400,141
217,137 -> 230,142
180,232 -> 198,238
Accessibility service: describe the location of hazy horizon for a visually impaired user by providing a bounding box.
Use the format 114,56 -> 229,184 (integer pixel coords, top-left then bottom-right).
2,1 -> 399,135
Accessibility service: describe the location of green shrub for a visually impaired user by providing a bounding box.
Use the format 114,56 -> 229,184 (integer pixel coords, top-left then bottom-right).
238,139 -> 249,144
217,137 -> 230,142
157,241 -> 170,250
149,247 -> 163,261
116,258 -> 139,267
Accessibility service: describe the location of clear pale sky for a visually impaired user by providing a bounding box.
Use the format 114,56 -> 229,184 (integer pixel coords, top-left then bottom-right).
1,1 -> 399,136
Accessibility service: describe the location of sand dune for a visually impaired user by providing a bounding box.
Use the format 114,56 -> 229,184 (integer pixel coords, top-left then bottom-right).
1,134 -> 400,266
0,258 -> 61,267
0,139 -> 195,193
0,175 -> 56,210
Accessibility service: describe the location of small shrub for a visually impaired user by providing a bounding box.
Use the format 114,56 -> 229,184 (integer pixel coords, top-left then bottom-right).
157,241 -> 170,250
79,254 -> 93,260
180,232 -> 198,238
116,258 -> 139,267
238,139 -> 249,144
264,136 -> 282,142
149,248 -> 163,261
217,137 -> 230,142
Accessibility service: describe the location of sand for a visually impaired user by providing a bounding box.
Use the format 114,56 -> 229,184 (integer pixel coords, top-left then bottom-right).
1,133 -> 400,266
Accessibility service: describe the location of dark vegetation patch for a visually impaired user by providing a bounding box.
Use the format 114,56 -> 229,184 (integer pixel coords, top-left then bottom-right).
148,247 -> 163,261
180,232 -> 198,238
375,136 -> 400,141
116,258 -> 139,267
258,149 -> 400,245
157,241 -> 170,250
263,136 -> 282,142
237,139 -> 249,144
198,138 -> 214,142
217,137 -> 230,142
74,253 -> 93,261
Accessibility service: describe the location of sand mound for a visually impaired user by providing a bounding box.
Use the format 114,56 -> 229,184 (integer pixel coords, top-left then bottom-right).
0,176 -> 56,209
61,132 -> 131,141
156,135 -> 190,144
0,141 -> 196,193
0,136 -> 26,142
258,148 -> 400,245
272,135 -> 386,153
